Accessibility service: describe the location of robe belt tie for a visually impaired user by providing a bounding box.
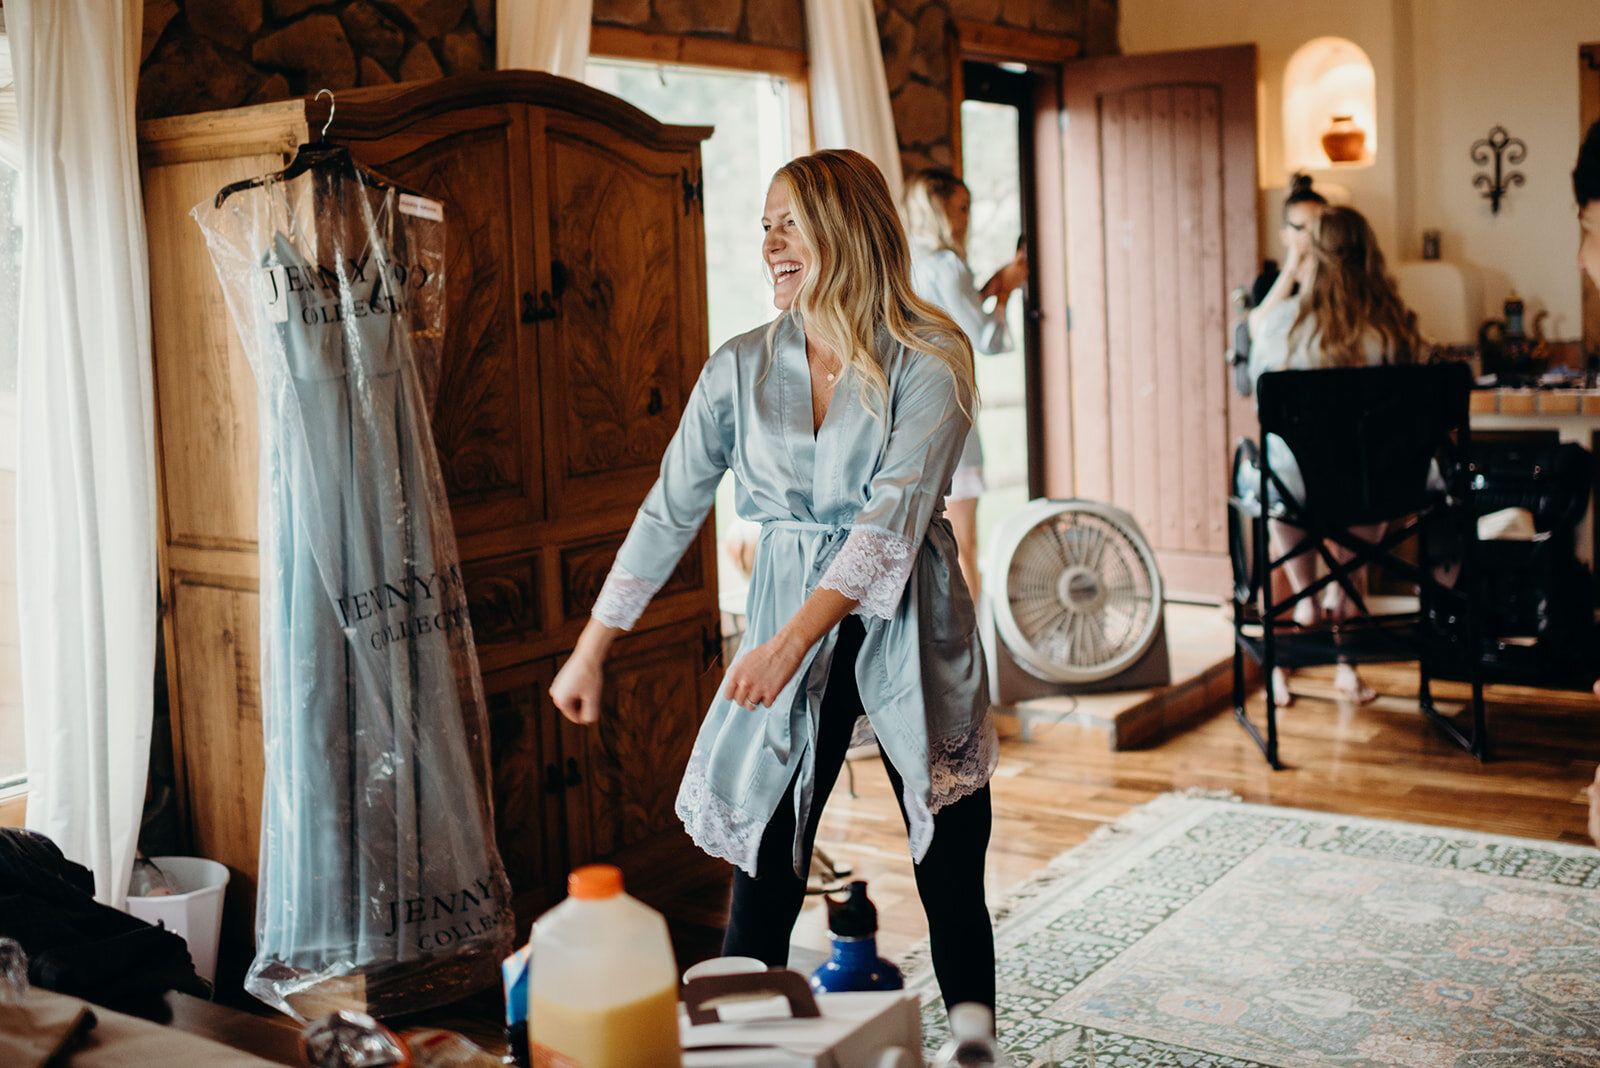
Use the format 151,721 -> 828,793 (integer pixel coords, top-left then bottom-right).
751,519 -> 853,761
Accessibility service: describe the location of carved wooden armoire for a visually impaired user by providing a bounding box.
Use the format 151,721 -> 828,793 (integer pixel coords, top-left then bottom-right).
138,74 -> 724,942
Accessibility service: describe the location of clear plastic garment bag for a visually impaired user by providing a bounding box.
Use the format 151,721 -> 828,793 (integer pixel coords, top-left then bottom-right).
194,143 -> 513,1018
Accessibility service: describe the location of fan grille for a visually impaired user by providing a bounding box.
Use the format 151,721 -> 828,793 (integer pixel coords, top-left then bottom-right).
999,505 -> 1161,682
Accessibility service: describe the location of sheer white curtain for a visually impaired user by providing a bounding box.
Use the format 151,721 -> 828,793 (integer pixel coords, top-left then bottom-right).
804,0 -> 903,201
11,0 -> 156,908
497,0 -> 592,78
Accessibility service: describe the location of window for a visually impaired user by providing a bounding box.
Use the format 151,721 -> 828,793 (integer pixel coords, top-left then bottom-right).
585,52 -> 805,627
0,25 -> 23,796
960,97 -> 1031,561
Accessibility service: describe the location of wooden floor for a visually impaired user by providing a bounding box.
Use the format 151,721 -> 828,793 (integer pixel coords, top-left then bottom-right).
789,660 -> 1600,966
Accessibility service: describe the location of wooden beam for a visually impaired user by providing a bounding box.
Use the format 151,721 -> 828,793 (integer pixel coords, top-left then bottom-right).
1583,43 -> 1599,361
953,19 -> 1081,66
589,25 -> 807,82
947,21 -> 965,176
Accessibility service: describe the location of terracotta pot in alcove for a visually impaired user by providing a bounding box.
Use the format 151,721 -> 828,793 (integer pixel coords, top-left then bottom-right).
1321,116 -> 1366,163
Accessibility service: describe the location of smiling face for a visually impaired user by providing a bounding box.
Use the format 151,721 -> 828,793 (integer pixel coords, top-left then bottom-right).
1580,202 -> 1600,287
763,179 -> 813,311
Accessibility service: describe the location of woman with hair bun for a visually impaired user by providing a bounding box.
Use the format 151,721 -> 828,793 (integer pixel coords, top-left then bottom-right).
550,150 -> 998,1014
1250,172 -> 1329,308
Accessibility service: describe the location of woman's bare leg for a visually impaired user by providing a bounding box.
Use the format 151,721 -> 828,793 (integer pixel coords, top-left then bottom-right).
947,496 -> 982,602
1267,519 -> 1320,705
1323,522 -> 1385,622
1324,523 -> 1383,704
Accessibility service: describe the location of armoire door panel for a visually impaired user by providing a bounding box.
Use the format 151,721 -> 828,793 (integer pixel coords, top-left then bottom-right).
561,623 -> 711,869
460,550 -> 542,674
557,533 -> 705,623
167,576 -> 265,944
144,152 -> 277,553
537,122 -> 704,517
347,108 -> 545,536
481,660 -> 561,920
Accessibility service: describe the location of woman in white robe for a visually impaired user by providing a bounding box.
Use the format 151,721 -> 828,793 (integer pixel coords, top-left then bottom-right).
903,168 -> 1028,600
549,150 -> 997,1013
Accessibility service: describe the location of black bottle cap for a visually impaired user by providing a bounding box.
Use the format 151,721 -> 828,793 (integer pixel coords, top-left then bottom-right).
825,880 -> 878,938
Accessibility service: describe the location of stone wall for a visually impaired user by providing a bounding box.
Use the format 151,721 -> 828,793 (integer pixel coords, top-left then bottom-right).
141,0 -> 1118,170
139,0 -> 494,119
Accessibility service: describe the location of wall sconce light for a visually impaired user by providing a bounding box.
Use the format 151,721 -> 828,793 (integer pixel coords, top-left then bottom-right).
1471,125 -> 1526,215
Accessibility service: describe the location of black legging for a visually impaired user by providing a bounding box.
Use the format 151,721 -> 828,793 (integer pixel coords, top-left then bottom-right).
722,615 -> 996,1012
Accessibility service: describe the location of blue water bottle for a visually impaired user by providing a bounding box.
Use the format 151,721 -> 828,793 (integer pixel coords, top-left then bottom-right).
809,880 -> 904,993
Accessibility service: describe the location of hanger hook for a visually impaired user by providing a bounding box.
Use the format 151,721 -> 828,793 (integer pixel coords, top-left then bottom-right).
316,88 -> 336,141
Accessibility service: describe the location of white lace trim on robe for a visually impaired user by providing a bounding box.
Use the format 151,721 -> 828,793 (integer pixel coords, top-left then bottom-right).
903,715 -> 1000,859
818,528 -> 917,620
591,563 -> 663,630
675,744 -> 764,876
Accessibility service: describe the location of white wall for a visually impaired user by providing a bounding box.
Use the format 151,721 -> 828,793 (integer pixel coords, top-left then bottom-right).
1408,0 -> 1599,341
1120,0 -> 1600,343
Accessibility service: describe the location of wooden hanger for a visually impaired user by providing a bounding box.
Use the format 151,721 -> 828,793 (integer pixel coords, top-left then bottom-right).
213,90 -> 394,207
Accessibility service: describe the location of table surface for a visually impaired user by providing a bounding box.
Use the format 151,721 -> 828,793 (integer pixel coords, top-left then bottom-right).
1469,387 -> 1600,416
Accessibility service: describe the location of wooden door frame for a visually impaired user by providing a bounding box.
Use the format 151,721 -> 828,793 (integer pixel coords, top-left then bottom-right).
1582,42 -> 1599,358
948,21 -> 1079,501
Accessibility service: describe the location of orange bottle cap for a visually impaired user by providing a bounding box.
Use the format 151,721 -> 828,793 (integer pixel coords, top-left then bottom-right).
569,864 -> 624,900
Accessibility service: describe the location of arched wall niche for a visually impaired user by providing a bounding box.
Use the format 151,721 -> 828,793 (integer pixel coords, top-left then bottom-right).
1283,36 -> 1378,171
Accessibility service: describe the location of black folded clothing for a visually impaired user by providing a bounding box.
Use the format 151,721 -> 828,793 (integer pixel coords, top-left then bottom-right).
0,828 -> 209,1020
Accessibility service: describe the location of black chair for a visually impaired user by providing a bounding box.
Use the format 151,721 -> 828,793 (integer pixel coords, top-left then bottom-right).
1227,362 -> 1486,768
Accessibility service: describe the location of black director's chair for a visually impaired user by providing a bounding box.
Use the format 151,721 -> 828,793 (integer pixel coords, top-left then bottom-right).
1228,362 -> 1486,768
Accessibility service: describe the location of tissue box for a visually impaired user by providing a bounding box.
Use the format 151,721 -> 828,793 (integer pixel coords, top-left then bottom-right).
679,970 -> 920,1068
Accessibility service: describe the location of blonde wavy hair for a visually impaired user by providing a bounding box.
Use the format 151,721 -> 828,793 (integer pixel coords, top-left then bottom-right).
1292,205 -> 1422,367
902,167 -> 969,260
770,150 -> 976,423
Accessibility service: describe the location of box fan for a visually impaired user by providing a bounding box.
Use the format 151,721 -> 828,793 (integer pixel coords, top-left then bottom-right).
979,499 -> 1169,734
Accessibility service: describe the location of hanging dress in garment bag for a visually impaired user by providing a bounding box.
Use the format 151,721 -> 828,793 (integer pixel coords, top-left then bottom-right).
193,168 -> 513,1020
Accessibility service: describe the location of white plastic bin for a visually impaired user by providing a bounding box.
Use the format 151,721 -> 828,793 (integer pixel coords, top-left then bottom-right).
125,856 -> 230,985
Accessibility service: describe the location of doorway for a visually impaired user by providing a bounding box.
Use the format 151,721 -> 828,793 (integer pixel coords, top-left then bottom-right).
961,60 -> 1046,565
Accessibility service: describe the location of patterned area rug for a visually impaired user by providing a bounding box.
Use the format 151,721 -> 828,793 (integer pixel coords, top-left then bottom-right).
900,793 -> 1600,1067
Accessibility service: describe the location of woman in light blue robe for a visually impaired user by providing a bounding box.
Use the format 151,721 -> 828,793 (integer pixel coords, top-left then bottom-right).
550,150 -> 997,1013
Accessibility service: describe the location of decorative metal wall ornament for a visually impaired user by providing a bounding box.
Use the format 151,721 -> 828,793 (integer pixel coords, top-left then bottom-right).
1471,125 -> 1526,214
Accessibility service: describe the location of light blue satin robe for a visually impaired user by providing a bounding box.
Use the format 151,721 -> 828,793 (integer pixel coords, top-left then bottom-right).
592,314 -> 995,877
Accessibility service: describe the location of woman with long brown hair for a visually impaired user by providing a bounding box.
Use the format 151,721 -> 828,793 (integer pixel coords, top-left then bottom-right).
1247,204 -> 1422,705
550,149 -> 997,1014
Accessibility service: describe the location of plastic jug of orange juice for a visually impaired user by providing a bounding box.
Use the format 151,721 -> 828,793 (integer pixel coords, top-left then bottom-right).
529,864 -> 682,1068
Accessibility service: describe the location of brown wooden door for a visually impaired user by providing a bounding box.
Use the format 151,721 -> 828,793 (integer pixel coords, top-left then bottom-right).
559,622 -> 725,913
534,111 -> 709,521
1583,43 -> 1599,356
1062,45 -> 1258,600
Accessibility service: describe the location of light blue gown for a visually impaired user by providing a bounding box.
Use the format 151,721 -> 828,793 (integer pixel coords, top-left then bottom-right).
194,174 -> 513,1017
591,315 -> 996,877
